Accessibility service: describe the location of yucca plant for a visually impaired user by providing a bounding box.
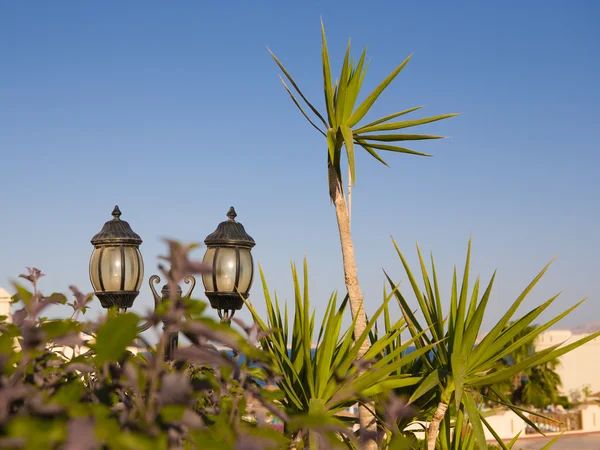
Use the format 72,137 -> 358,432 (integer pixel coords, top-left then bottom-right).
270,23 -> 457,446
368,292 -> 439,437
386,238 -> 599,450
368,292 -> 499,449
269,19 -> 457,350
245,260 -> 433,449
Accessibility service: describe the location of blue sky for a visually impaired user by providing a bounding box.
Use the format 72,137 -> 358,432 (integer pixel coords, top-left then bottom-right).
1,1 -> 598,332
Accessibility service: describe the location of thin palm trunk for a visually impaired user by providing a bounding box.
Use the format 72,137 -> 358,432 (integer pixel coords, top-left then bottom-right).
427,402 -> 448,450
328,164 -> 368,351
328,163 -> 377,450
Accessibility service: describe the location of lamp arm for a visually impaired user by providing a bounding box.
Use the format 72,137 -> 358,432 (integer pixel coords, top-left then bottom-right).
137,275 -> 197,332
183,276 -> 196,299
137,275 -> 162,332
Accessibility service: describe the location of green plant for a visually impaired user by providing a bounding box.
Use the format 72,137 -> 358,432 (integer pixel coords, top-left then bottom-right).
582,384 -> 593,400
386,238 -> 598,450
367,293 -> 438,443
245,260 -> 431,449
269,22 -> 457,448
0,247 -> 294,449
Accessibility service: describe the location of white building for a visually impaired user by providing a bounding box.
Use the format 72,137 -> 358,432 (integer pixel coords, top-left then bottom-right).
0,288 -> 11,321
535,328 -> 600,396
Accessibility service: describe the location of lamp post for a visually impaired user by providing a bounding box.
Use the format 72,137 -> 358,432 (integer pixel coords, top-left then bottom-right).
89,205 -> 255,359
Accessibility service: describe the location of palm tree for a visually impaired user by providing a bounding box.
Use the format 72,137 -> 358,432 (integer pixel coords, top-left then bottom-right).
269,22 -> 457,447
521,362 -> 562,409
484,323 -> 563,409
504,324 -> 562,409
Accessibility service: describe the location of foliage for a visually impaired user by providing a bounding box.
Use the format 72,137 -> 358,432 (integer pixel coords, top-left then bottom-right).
2,244 -> 435,450
0,249 -> 293,450
245,260 -> 428,448
269,20 -> 457,189
520,364 -> 562,409
384,238 -> 597,450
367,294 -> 437,440
0,236 -> 587,450
480,324 -> 563,410
568,384 -> 593,406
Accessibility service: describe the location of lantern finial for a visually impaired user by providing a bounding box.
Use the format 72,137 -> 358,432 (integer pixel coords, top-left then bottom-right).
226,206 -> 237,221
91,206 -> 142,246
112,205 -> 122,220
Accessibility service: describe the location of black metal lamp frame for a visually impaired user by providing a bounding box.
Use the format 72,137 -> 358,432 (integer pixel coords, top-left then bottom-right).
202,207 -> 256,322
90,205 -> 255,362
135,275 -> 196,361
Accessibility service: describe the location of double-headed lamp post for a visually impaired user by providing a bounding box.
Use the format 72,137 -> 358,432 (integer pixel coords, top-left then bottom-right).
89,205 -> 255,359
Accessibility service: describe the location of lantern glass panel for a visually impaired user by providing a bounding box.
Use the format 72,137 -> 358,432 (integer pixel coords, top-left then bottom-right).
202,248 -> 216,292
89,248 -> 102,292
100,246 -> 123,291
215,247 -> 237,293
123,247 -> 143,291
237,248 -> 253,293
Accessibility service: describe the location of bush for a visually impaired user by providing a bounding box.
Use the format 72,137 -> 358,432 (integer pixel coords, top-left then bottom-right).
1,259 -> 294,449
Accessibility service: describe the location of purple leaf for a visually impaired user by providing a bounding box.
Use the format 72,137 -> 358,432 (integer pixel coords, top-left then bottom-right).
11,308 -> 27,326
53,333 -> 85,348
159,239 -> 211,283
180,409 -> 204,429
64,417 -> 97,450
158,372 -> 192,406
18,267 -> 45,284
66,363 -> 95,374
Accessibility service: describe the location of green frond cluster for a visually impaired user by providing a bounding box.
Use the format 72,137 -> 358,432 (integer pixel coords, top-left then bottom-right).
269,20 -> 458,188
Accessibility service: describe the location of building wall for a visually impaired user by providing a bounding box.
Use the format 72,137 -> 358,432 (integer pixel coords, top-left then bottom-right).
535,330 -> 600,396
581,404 -> 600,432
483,409 -> 526,441
0,288 -> 11,321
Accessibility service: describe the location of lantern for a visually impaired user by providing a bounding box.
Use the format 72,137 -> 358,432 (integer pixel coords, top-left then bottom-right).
89,206 -> 144,309
202,207 -> 255,320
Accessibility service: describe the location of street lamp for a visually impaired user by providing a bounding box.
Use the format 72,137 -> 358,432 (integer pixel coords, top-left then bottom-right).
89,204 -> 197,315
89,205 -> 256,359
202,207 -> 256,322
89,206 -> 144,310
202,206 -> 256,322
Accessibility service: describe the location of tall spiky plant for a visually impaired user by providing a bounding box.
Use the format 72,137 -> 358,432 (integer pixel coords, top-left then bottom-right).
386,238 -> 599,450
245,261 -> 430,449
269,22 -> 457,447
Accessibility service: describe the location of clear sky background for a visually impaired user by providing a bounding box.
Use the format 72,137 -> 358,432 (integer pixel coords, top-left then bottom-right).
1,1 -> 598,333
